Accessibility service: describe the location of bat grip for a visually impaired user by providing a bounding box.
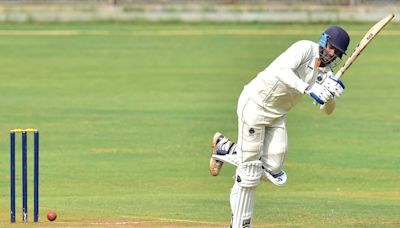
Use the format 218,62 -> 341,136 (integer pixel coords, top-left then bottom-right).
335,70 -> 344,79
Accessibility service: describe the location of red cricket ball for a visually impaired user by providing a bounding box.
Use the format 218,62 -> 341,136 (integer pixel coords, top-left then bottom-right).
47,211 -> 57,221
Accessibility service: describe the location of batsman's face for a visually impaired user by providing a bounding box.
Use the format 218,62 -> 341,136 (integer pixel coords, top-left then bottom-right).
327,43 -> 344,59
320,43 -> 343,67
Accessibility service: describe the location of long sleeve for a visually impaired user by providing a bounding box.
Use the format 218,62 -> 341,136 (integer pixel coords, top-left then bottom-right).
266,40 -> 317,93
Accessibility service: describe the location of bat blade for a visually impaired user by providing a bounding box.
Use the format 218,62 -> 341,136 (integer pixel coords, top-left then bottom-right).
335,13 -> 395,79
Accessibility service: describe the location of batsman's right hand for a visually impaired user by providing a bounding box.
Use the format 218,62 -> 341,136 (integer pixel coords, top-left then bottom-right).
305,83 -> 333,105
322,76 -> 345,97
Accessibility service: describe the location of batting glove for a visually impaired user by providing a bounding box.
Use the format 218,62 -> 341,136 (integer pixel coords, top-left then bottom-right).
305,83 -> 333,105
322,76 -> 345,97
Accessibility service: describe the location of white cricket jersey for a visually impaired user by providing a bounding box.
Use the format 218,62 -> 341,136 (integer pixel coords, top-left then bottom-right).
242,40 -> 331,122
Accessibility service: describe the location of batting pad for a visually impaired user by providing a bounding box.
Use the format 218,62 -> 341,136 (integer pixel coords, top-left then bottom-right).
230,160 -> 262,228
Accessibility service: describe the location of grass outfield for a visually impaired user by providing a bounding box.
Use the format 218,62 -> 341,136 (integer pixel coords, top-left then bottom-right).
0,22 -> 399,227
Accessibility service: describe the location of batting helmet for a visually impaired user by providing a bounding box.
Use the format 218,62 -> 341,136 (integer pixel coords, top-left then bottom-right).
319,26 -> 350,58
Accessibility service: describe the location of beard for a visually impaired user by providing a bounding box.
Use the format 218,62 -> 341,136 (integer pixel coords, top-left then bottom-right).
319,46 -> 342,68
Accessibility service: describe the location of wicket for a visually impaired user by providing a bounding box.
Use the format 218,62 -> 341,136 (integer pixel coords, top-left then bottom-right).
10,128 -> 39,223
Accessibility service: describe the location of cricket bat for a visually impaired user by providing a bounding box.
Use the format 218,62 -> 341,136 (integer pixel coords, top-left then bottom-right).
335,13 -> 395,79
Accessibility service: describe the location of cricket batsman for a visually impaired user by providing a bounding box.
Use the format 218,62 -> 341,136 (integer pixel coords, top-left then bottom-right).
209,26 -> 350,228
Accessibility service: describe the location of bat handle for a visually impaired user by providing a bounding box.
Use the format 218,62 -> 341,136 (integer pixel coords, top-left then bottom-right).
334,70 -> 344,79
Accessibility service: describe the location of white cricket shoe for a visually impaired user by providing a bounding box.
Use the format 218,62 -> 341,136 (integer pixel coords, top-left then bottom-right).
263,170 -> 287,186
209,157 -> 224,177
210,132 -> 235,176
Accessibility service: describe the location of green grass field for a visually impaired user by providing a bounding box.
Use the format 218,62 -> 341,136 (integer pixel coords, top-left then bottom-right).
0,21 -> 399,227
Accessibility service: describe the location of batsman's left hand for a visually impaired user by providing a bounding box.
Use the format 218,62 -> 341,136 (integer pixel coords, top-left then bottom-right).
322,76 -> 345,97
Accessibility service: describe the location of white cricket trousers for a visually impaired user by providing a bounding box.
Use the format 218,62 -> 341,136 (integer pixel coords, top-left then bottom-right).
236,92 -> 288,174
